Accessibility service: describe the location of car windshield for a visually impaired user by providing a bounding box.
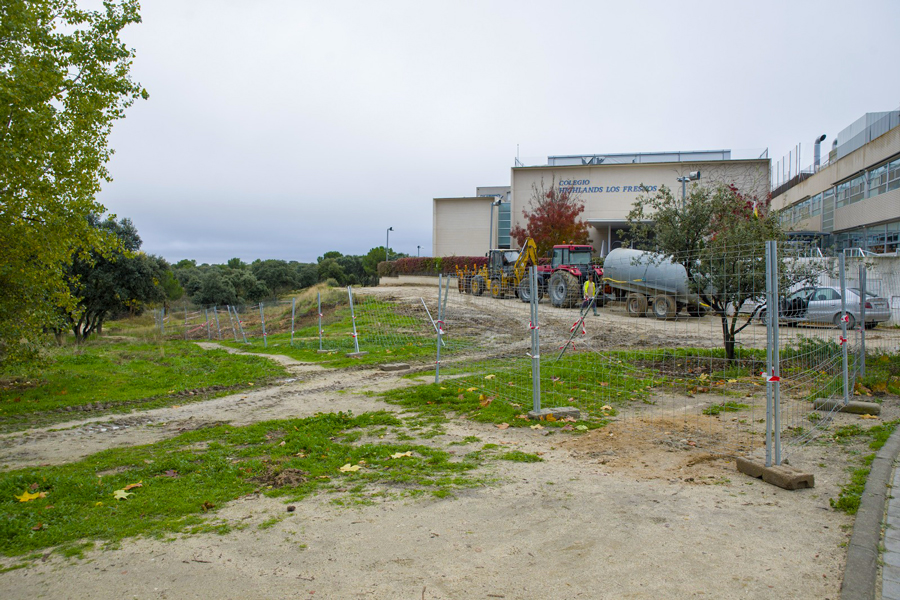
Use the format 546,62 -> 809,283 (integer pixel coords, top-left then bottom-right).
567,251 -> 592,265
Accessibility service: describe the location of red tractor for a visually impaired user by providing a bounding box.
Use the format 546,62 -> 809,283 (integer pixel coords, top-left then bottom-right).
518,244 -> 603,308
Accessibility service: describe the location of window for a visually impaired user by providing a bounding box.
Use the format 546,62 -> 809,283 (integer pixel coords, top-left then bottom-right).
888,157 -> 900,192
886,221 -> 900,253
797,198 -> 810,220
849,174 -> 866,204
835,181 -> 851,207
814,288 -> 840,301
810,193 -> 822,216
867,226 -> 887,253
868,164 -> 888,197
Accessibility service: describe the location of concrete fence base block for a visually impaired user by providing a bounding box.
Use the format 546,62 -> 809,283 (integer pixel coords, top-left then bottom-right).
527,407 -> 581,421
380,363 -> 410,372
813,398 -> 881,415
316,349 -> 332,354
736,457 -> 815,490
345,351 -> 369,358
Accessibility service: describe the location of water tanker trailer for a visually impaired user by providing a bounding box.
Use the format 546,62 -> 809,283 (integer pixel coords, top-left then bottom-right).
602,248 -> 708,319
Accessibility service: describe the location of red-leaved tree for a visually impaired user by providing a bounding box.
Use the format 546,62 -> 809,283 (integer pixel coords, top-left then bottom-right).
509,176 -> 591,255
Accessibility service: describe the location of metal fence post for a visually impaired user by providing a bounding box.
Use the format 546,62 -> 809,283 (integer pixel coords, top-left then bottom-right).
317,292 -> 324,352
290,297 -> 296,347
259,302 -> 268,348
226,305 -> 238,342
233,305 -> 248,344
435,274 -> 443,384
839,253 -> 850,405
859,265 -> 867,378
348,286 -> 360,354
183,302 -> 188,341
764,241 -> 782,467
213,306 -> 222,340
204,308 -> 211,340
530,266 -> 541,414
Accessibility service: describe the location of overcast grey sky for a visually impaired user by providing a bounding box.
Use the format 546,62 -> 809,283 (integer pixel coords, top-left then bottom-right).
96,0 -> 900,264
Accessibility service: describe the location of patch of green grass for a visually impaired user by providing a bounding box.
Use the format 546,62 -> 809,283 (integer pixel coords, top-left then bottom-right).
449,436 -> 481,446
219,295 -> 460,368
499,451 -> 543,463
702,401 -> 750,416
0,341 -> 288,432
830,456 -> 874,514
380,355 -> 647,427
0,411 -> 484,557
258,516 -> 284,530
833,424 -> 867,443
830,419 -> 900,514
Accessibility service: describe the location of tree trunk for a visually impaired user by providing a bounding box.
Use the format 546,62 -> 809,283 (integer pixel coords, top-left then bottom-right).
721,316 -> 736,361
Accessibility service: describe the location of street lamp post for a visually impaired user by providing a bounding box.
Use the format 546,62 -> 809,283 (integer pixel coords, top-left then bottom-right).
676,170 -> 701,209
417,245 -> 421,257
386,227 -> 393,262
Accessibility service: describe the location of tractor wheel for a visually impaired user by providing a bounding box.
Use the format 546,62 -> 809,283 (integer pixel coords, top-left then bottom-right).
625,293 -> 648,317
652,295 -> 678,320
548,271 -> 580,308
490,278 -> 504,299
518,277 -> 544,303
471,275 -> 486,296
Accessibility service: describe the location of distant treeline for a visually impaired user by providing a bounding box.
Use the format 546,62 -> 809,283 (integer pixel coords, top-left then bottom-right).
173,247 -> 401,306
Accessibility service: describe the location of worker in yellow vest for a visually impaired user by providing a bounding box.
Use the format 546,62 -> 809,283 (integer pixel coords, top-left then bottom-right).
581,277 -> 599,316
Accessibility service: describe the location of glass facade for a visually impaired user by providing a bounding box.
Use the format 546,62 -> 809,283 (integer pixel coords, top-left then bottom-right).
783,155 -> 900,241
497,202 -> 511,249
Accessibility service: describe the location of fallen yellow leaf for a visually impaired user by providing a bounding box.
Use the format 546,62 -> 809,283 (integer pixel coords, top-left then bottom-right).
390,451 -> 413,459
859,414 -> 879,420
466,387 -> 478,392
545,414 -> 557,422
113,489 -> 132,501
601,405 -> 612,411
484,374 -> 495,380
339,463 -> 361,472
530,424 -> 544,430
15,490 -> 46,503
123,481 -> 143,491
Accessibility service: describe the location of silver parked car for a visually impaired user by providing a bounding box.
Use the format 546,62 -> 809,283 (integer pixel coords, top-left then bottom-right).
756,286 -> 891,329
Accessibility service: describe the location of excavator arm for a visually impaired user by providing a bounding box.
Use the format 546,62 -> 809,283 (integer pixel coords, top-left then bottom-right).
512,238 -> 539,283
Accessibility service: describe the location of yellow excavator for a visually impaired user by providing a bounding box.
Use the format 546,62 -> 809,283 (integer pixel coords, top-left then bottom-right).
485,238 -> 540,299
456,238 -> 541,299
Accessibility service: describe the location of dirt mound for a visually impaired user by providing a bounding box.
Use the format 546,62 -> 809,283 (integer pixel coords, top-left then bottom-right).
250,467 -> 308,488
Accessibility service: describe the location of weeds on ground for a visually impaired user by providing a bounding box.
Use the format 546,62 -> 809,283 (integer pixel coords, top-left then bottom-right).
702,401 -> 750,416
0,341 -> 287,432
380,380 -> 606,430
829,419 -> 900,514
0,411 -> 483,559
218,295 -> 452,368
